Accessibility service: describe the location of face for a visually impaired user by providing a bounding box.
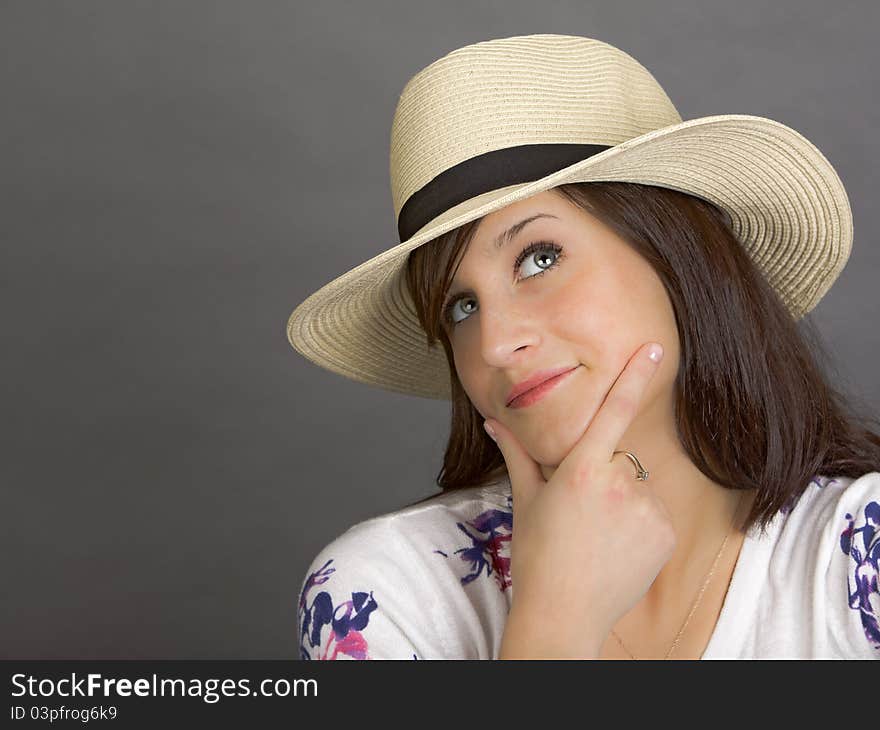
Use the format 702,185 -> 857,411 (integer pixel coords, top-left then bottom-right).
441,189 -> 681,472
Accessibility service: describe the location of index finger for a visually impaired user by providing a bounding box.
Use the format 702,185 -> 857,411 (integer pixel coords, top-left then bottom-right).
558,341 -> 664,478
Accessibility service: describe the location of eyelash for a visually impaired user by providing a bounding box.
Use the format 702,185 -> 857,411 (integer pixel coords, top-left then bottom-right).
441,239 -> 565,328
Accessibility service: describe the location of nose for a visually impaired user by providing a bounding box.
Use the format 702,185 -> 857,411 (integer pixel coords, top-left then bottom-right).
478,300 -> 541,368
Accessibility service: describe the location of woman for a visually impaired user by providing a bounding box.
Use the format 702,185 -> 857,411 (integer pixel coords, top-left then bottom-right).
290,34 -> 880,659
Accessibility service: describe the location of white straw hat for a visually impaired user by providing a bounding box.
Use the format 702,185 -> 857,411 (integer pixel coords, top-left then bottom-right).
286,34 -> 852,401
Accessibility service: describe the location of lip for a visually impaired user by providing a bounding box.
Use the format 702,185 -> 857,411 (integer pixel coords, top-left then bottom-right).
506,366 -> 580,408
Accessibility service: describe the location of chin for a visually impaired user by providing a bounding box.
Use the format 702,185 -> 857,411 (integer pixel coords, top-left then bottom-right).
519,434 -> 570,470
523,411 -> 595,464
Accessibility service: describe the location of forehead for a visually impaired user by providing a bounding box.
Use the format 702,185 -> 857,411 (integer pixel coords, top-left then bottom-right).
452,189 -> 579,265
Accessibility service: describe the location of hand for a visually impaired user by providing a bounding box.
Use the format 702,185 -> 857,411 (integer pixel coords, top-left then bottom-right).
486,342 -> 677,658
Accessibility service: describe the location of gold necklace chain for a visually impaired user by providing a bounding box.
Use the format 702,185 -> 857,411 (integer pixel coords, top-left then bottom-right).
610,491 -> 746,660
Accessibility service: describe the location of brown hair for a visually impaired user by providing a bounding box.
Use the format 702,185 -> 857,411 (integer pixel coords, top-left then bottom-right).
403,182 -> 880,536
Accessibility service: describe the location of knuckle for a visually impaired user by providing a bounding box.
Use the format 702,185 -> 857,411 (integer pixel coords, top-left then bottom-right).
603,468 -> 630,498
570,460 -> 601,487
600,479 -> 627,509
637,496 -> 658,520
610,466 -> 632,489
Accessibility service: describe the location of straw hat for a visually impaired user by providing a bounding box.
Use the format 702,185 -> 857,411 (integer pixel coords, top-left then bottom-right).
286,34 -> 852,401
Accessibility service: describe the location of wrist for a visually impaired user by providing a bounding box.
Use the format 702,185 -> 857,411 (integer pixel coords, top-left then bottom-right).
499,607 -> 603,659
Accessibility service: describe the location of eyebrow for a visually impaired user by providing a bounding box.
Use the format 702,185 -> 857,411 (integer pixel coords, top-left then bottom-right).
444,212 -> 561,307
492,213 -> 560,250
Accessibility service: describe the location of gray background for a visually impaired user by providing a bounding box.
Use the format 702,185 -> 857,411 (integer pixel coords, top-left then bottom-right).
2,1 -> 877,659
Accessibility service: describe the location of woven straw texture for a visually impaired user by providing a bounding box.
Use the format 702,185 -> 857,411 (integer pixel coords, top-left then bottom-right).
287,34 -> 852,401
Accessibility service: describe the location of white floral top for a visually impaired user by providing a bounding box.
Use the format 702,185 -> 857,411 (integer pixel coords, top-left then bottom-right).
297,471 -> 880,659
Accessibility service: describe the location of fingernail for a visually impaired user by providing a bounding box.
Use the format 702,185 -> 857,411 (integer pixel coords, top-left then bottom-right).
648,343 -> 664,362
483,420 -> 497,441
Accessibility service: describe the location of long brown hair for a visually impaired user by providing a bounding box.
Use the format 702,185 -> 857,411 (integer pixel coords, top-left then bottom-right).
403,182 -> 880,536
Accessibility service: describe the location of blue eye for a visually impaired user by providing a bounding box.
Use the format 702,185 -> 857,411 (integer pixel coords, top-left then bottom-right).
441,240 -> 564,329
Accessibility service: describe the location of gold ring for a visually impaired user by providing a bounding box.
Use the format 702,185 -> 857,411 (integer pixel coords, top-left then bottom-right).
613,450 -> 649,481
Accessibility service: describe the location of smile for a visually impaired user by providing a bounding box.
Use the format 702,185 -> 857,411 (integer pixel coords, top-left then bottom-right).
507,366 -> 580,409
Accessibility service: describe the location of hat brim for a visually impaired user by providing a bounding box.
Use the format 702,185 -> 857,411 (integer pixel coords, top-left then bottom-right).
287,113 -> 852,400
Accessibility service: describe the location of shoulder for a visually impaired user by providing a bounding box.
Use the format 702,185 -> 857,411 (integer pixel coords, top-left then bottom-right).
774,472 -> 880,657
297,477 -> 514,660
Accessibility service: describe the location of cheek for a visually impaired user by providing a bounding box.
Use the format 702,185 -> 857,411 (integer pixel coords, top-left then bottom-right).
547,281 -> 611,345
549,269 -> 670,381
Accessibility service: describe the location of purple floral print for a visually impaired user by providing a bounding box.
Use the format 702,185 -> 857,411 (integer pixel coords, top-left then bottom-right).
839,499 -> 880,650
434,499 -> 513,592
298,558 -> 378,660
